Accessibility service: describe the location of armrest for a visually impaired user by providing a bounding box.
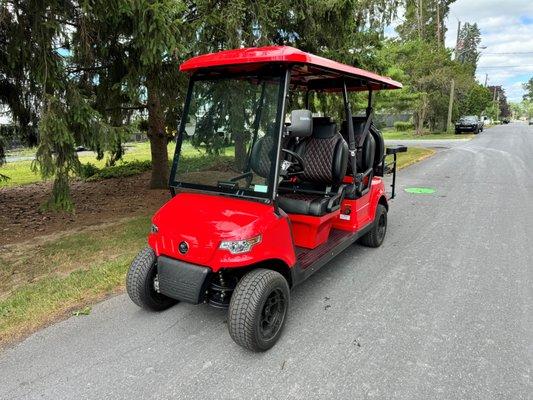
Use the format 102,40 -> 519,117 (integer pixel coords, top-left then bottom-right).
386,145 -> 407,155
326,185 -> 346,212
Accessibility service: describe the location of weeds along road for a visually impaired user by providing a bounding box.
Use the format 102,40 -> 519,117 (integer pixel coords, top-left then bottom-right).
1,123 -> 532,400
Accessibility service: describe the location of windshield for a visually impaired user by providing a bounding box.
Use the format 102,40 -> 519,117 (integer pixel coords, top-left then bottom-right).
171,73 -> 284,199
460,116 -> 477,122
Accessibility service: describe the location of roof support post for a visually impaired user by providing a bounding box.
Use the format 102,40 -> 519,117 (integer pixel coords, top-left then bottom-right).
270,67 -> 291,202
367,88 -> 373,116
342,80 -> 358,187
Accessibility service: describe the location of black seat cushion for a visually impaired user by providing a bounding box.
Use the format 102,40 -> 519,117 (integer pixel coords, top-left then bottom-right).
340,117 -> 384,171
277,118 -> 348,216
295,119 -> 348,185
358,133 -> 376,172
250,135 -> 275,178
277,193 -> 330,216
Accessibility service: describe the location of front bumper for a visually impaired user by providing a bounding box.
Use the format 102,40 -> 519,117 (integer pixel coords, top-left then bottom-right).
157,256 -> 211,304
455,125 -> 477,131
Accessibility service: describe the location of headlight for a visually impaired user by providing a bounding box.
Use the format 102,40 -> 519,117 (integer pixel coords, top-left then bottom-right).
150,223 -> 159,234
219,235 -> 261,254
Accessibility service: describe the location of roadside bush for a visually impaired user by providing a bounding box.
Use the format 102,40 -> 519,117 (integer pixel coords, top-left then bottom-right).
79,163 -> 100,179
177,155 -> 234,173
394,121 -> 414,131
80,155 -> 234,182
82,160 -> 152,181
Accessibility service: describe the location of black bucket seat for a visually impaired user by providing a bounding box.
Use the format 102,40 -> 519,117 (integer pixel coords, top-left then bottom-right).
277,117 -> 348,216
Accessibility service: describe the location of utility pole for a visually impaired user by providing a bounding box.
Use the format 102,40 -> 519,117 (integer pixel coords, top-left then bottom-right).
447,79 -> 455,132
484,73 -> 488,87
496,93 -> 500,122
492,87 -> 498,123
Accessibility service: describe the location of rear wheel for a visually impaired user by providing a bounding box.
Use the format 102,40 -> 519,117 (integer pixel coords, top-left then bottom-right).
126,247 -> 178,311
359,204 -> 387,248
228,269 -> 290,352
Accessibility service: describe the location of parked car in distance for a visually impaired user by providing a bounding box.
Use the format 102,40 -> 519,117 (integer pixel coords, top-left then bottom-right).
528,118 -> 533,125
455,115 -> 483,134
502,118 -> 510,124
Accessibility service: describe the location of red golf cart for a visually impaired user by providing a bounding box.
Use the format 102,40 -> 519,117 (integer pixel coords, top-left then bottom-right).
126,46 -> 406,351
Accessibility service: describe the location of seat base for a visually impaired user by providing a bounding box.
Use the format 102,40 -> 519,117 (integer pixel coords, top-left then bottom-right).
278,193 -> 330,216
287,210 -> 340,249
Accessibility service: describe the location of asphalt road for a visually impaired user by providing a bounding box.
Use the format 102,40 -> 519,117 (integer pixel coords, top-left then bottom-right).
1,123 -> 532,400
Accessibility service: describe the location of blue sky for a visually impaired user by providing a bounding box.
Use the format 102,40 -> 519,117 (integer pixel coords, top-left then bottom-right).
387,0 -> 533,102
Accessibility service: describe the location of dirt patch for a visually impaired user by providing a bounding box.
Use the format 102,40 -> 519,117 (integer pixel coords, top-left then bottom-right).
0,172 -> 170,246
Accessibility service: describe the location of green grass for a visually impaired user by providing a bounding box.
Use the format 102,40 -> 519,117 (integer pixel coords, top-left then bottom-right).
0,215 -> 150,346
0,141 -> 174,188
382,128 -> 474,140
0,160 -> 42,186
0,141 -> 237,188
388,147 -> 435,170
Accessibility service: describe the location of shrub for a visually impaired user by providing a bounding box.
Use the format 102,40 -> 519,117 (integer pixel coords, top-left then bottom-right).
177,155 -> 234,173
83,160 -> 152,181
79,163 -> 100,179
394,121 -> 414,131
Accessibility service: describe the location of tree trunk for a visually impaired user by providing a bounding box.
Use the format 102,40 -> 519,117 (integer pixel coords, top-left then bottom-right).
146,79 -> 168,189
415,94 -> 428,135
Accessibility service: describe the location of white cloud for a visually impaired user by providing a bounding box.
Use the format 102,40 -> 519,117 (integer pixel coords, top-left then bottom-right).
445,0 -> 533,101
386,0 -> 533,101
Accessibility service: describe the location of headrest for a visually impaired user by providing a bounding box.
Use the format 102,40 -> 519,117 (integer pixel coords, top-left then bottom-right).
287,109 -> 313,137
312,117 -> 337,139
341,116 -> 370,138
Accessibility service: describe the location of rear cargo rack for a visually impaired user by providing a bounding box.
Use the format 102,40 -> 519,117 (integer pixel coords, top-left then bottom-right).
384,145 -> 408,199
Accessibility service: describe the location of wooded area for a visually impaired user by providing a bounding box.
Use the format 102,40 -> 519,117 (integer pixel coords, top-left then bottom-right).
0,0 -> 516,210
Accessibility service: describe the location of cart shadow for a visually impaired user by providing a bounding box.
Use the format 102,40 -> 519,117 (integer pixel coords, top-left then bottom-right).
153,243 -> 373,351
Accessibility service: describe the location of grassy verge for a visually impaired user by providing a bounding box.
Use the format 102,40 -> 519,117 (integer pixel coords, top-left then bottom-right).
0,160 -> 42,187
382,128 -> 474,140
0,141 -> 238,188
391,147 -> 435,170
0,141 -> 177,188
0,215 -> 150,347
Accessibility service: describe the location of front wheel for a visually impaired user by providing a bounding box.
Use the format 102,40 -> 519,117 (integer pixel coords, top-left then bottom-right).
126,247 -> 178,311
228,269 -> 290,352
359,204 -> 387,248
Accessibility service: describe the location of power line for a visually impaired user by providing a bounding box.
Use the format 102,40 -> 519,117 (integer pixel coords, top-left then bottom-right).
481,51 -> 533,55
477,65 -> 533,69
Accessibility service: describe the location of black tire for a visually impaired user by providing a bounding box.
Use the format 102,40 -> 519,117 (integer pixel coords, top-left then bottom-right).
359,204 -> 387,248
455,130 -> 460,135
126,247 -> 178,311
474,128 -> 479,134
228,269 -> 290,352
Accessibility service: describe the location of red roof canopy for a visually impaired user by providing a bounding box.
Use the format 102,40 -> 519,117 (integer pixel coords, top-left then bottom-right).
179,46 -> 402,91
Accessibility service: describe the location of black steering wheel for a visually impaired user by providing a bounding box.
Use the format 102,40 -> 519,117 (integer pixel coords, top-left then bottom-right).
280,148 -> 305,177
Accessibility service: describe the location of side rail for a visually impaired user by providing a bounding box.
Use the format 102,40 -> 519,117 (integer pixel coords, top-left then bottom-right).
384,145 -> 407,199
